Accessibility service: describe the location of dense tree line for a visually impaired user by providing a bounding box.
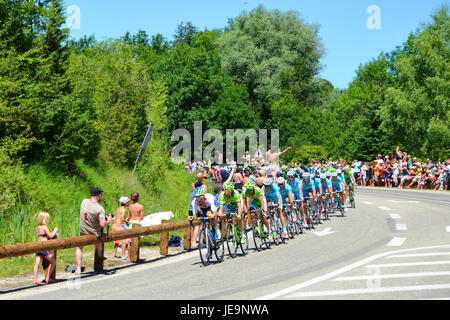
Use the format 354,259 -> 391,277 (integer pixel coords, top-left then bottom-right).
0,1 -> 448,178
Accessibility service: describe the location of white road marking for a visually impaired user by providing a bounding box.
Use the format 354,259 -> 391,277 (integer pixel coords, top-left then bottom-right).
386,237 -> 406,247
387,200 -> 420,204
287,283 -> 450,298
365,261 -> 450,268
255,244 -> 450,300
334,271 -> 450,281
313,228 -> 336,237
389,214 -> 401,219
446,226 -> 450,233
386,252 -> 450,259
396,224 -> 408,231
361,201 -> 374,205
378,206 -> 391,211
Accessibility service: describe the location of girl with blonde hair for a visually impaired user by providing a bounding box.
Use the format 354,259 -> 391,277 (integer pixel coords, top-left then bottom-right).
33,211 -> 58,285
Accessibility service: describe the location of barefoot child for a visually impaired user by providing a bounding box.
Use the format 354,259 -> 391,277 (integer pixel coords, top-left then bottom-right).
33,211 -> 58,285
112,197 -> 131,260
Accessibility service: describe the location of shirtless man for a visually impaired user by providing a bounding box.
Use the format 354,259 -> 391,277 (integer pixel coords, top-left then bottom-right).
192,172 -> 208,192
128,192 -> 144,227
232,167 -> 244,191
266,146 -> 292,179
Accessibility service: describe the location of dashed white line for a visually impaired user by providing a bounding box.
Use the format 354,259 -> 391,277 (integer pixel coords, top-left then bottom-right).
386,237 -> 406,247
396,224 -> 408,231
446,226 -> 450,233
389,214 -> 401,219
378,206 -> 391,211
361,201 -> 374,205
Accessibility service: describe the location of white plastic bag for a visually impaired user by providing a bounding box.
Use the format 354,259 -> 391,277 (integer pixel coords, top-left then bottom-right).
141,211 -> 174,227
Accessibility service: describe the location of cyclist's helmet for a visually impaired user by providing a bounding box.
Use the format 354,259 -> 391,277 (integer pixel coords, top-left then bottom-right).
303,173 -> 310,180
245,180 -> 256,191
337,169 -> 342,174
331,172 -> 338,177
326,171 -> 331,178
344,166 -> 350,171
287,170 -> 295,177
194,187 -> 205,197
320,173 -> 327,179
263,178 -> 273,186
277,177 -> 285,185
222,182 -> 234,191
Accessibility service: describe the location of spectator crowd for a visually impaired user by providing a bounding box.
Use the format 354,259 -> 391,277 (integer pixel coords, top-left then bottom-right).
184,146 -> 450,191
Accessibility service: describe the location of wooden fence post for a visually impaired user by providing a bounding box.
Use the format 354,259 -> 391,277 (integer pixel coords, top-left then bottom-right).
130,224 -> 141,263
183,216 -> 191,250
160,220 -> 169,255
94,243 -> 104,272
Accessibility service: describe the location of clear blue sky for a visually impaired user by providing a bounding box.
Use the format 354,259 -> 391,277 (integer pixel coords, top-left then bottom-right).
64,0 -> 448,89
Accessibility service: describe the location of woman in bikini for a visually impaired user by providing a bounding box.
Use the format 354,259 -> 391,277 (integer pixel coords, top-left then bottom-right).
112,197 -> 131,260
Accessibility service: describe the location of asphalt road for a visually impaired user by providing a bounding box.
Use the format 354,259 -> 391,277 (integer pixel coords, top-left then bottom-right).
3,187 -> 450,301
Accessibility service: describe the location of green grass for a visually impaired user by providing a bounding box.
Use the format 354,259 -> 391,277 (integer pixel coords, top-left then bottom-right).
0,160 -> 194,277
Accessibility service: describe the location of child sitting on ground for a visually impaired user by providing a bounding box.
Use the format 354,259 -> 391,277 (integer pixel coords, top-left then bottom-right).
33,211 -> 58,285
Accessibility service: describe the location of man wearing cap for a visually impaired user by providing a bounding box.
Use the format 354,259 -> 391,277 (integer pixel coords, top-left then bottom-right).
75,187 -> 112,275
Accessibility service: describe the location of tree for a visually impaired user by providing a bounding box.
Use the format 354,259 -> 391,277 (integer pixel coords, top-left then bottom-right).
379,5 -> 449,160
216,5 -> 324,118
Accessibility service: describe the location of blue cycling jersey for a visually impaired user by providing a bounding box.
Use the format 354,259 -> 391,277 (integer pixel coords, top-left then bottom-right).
314,178 -> 322,192
331,176 -> 344,191
319,179 -> 331,194
278,183 -> 292,204
263,183 -> 281,202
301,179 -> 316,195
287,177 -> 301,194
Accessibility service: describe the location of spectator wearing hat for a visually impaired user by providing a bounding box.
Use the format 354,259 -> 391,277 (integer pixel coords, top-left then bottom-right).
112,197 -> 131,261
75,187 -> 112,275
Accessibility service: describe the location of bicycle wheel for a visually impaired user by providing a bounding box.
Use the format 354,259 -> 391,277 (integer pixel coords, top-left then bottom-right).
240,224 -> 249,255
268,214 -> 281,246
252,218 -> 263,252
214,235 -> 225,263
307,206 -> 314,230
275,215 -> 286,244
226,222 -> 239,258
198,228 -> 212,266
294,209 -> 303,235
261,219 -> 272,249
337,197 -> 344,217
286,211 -> 295,239
350,190 -> 356,208
316,203 -> 322,225
323,199 -> 330,221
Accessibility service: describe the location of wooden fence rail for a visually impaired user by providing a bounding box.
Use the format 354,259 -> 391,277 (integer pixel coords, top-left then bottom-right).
0,217 -> 204,277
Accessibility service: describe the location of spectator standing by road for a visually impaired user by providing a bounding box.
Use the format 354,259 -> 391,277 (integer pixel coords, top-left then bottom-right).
33,211 -> 58,285
128,192 -> 144,227
112,197 -> 131,261
76,188 -> 112,275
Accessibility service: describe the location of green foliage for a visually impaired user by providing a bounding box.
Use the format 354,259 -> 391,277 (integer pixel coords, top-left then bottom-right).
379,5 -> 449,160
291,145 -> 328,164
0,152 -> 29,217
136,137 -> 171,195
216,5 -> 324,117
